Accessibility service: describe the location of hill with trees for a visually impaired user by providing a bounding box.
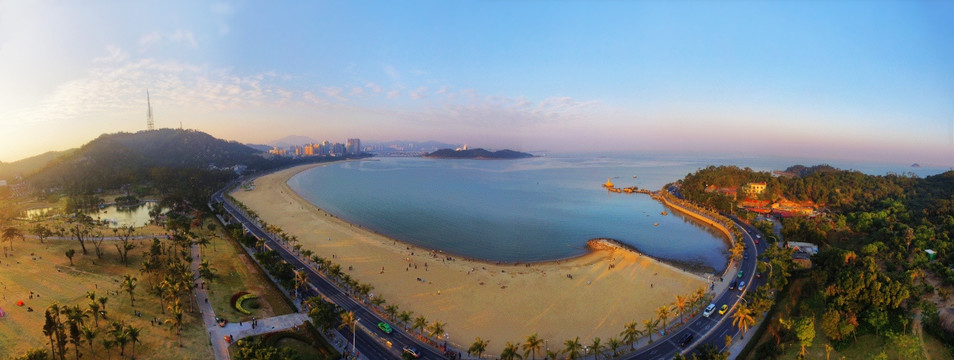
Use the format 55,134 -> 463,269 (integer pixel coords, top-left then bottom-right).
424,148 -> 533,159
24,129 -> 351,210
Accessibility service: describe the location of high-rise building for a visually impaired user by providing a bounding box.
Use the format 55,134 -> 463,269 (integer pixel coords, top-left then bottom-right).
346,138 -> 361,155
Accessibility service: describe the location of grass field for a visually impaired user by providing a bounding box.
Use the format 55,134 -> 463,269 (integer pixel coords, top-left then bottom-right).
0,236 -> 213,359
201,218 -> 296,323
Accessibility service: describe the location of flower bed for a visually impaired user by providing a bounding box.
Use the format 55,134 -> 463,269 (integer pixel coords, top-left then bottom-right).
235,293 -> 259,315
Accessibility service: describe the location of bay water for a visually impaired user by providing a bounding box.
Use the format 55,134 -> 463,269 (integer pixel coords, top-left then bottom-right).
287,153 -> 950,272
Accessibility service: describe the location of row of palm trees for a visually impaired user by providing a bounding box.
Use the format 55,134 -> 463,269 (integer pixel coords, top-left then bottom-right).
461,286 -> 715,360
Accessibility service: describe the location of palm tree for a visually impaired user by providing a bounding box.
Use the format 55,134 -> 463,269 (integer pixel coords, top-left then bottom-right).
98,296 -> 108,311
81,324 -> 98,358
590,337 -> 604,360
607,337 -> 622,358
398,311 -> 413,330
153,280 -> 171,313
545,349 -> 561,360
370,296 -> 386,310
2,226 -> 23,251
693,287 -> 708,314
385,304 -> 399,320
656,305 -> 671,333
120,275 -> 138,307
731,304 -> 755,339
674,295 -> 688,324
643,318 -> 659,343
469,337 -> 489,358
339,311 -> 357,333
412,316 -> 428,338
522,333 -> 544,360
110,321 -> 130,357
501,342 -> 523,360
428,321 -> 446,341
165,299 -> 184,347
102,338 -> 115,360
86,300 -> 102,327
620,320 -> 642,350
563,337 -> 583,360
127,325 -> 142,358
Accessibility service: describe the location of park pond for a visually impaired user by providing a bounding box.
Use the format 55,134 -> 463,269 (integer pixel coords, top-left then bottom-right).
22,202 -> 161,228
88,201 -> 160,228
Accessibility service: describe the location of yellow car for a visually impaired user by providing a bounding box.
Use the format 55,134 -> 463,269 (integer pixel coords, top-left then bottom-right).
718,304 -> 729,315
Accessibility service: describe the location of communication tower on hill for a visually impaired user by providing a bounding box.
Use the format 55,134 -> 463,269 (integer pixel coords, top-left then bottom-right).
146,89 -> 155,131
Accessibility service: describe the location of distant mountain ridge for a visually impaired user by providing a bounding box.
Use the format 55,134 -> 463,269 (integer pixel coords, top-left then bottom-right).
0,149 -> 74,181
425,148 -> 533,159
269,135 -> 318,148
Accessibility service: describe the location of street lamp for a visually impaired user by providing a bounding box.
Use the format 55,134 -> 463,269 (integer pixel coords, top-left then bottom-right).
352,318 -> 360,356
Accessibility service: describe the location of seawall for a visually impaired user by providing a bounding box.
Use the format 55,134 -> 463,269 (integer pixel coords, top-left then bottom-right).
653,194 -> 734,244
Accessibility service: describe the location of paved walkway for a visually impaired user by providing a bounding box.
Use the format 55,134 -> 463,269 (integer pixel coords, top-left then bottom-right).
191,244 -> 230,360
213,312 -> 310,343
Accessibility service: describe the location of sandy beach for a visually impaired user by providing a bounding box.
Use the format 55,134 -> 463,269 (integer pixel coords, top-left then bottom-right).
231,162 -> 709,353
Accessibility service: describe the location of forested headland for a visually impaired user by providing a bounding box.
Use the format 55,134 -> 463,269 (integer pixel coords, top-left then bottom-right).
677,164 -> 954,358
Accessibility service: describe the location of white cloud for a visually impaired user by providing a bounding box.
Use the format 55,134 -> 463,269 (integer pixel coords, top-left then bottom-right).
169,30 -> 198,49
93,45 -> 128,63
8,46 -> 303,124
323,87 -> 347,101
387,90 -> 401,99
350,86 -> 364,96
138,32 -> 162,49
365,82 -> 382,93
409,87 -> 428,100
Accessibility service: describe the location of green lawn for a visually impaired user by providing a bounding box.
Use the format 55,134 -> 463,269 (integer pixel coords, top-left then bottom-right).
201,218 -> 296,322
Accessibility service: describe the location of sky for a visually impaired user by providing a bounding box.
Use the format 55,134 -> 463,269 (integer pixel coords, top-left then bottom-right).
1,1 -> 952,166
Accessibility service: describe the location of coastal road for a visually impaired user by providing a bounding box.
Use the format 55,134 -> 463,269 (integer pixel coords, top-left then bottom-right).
213,186 -> 446,360
617,186 -> 768,359
621,218 -> 765,360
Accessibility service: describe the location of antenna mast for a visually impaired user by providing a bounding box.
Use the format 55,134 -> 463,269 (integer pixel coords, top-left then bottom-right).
146,90 -> 155,131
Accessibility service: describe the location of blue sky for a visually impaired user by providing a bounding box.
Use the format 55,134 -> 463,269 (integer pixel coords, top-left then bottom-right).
1,1 -> 952,165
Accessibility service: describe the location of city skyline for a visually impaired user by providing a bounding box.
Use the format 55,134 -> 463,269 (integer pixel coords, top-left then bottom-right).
1,1 -> 953,165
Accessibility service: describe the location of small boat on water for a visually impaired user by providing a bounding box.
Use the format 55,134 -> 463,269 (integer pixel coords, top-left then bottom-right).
660,211 -> 668,216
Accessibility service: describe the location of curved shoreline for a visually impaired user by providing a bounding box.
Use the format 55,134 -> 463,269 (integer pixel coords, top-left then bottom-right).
266,162 -> 714,276
232,161 -> 709,353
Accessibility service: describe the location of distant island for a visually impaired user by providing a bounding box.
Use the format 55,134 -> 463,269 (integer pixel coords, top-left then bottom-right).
912,163 -> 921,168
424,148 -> 534,159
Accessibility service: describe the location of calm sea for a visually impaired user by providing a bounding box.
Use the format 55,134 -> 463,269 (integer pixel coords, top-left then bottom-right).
287,153 -> 951,272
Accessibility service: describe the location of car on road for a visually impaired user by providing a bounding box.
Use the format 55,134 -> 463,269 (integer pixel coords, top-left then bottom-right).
377,322 -> 393,334
729,281 -> 737,290
719,304 -> 729,315
403,346 -> 421,358
678,332 -> 694,347
703,303 -> 716,317
738,280 -> 746,291
738,270 -> 744,278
